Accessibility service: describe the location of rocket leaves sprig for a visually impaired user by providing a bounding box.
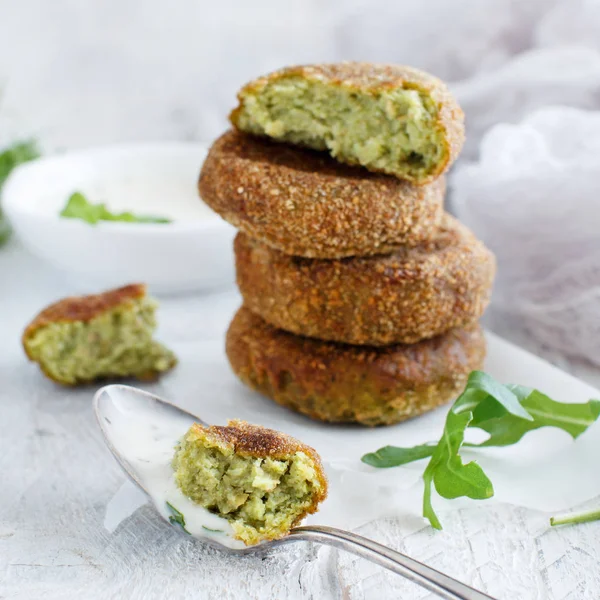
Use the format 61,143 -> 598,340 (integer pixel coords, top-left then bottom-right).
362,371 -> 600,529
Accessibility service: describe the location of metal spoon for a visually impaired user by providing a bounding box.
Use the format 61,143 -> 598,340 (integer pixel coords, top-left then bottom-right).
93,384 -> 495,600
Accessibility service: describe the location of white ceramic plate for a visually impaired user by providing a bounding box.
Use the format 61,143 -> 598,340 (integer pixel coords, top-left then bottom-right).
143,329 -> 600,530
1,143 -> 236,294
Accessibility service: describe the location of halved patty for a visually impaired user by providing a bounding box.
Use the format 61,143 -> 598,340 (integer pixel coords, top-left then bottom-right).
230,62 -> 464,184
226,307 -> 486,427
199,130 -> 444,258
22,284 -> 176,385
235,214 -> 495,346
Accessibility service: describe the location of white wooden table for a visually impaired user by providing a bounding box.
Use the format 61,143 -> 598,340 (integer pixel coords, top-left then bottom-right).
2,239 -> 600,600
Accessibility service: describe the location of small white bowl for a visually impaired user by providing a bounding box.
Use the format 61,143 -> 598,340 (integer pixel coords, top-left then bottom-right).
2,143 -> 237,294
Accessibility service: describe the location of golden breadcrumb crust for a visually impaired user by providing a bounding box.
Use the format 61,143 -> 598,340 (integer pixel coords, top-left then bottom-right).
235,215 -> 495,345
226,307 -> 486,426
199,130 -> 444,258
23,284 -> 146,344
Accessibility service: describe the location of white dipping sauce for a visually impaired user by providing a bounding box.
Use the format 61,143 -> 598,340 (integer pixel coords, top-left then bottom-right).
100,390 -> 246,550
29,144 -> 216,223
78,176 -> 216,223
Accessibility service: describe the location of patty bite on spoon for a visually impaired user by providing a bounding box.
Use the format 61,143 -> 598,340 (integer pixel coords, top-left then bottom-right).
173,419 -> 328,545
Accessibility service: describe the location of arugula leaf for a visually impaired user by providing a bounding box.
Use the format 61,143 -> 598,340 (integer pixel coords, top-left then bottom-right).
166,501 -> 190,534
423,409 -> 493,528
453,371 -> 533,420
60,192 -> 106,224
362,443 -> 436,468
469,387 -> 600,448
60,191 -> 171,225
362,372 -> 539,469
361,370 -> 600,529
0,140 -> 40,245
431,411 -> 494,500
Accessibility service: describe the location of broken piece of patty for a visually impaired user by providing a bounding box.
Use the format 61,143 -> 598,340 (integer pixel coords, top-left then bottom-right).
235,214 -> 495,346
230,62 -> 464,184
199,130 -> 444,258
226,307 -> 486,427
22,284 -> 176,385
173,419 -> 328,545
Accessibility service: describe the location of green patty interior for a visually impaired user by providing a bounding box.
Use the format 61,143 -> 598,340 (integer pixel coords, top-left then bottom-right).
173,427 -> 322,545
24,297 -> 175,384
235,77 -> 445,180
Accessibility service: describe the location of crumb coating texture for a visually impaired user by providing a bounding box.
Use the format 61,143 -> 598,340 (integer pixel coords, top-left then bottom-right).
235,214 -> 495,345
226,307 -> 486,426
199,130 -> 444,258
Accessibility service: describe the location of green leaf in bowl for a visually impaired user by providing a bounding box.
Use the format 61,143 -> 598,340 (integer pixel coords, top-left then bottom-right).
60,191 -> 171,225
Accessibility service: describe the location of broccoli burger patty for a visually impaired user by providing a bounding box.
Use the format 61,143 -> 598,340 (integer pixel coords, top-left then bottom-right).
235,214 -> 495,346
199,130 -> 444,258
226,307 -> 486,426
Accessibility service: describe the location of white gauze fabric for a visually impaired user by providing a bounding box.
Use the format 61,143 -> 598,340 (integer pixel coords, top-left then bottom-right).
452,107 -> 600,364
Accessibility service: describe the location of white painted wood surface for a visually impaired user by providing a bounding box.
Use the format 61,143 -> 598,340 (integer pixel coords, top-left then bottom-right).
2,239 -> 600,600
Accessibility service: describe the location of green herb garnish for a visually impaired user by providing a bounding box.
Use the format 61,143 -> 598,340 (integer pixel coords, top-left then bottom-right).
362,370 -> 600,530
202,526 -> 223,533
0,140 -> 39,186
166,501 -> 190,534
60,191 -> 171,225
0,140 -> 40,245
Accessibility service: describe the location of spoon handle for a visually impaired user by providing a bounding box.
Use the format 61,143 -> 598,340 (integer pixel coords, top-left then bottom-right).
288,525 -> 494,600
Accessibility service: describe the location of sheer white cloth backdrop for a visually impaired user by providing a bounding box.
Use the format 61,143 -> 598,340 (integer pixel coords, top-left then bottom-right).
452,107 -> 600,365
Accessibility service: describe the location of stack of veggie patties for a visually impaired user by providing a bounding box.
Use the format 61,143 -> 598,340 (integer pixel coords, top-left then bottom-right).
199,63 -> 496,426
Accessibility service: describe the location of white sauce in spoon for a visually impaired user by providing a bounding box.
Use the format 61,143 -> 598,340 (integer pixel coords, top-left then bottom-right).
102,394 -> 246,550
